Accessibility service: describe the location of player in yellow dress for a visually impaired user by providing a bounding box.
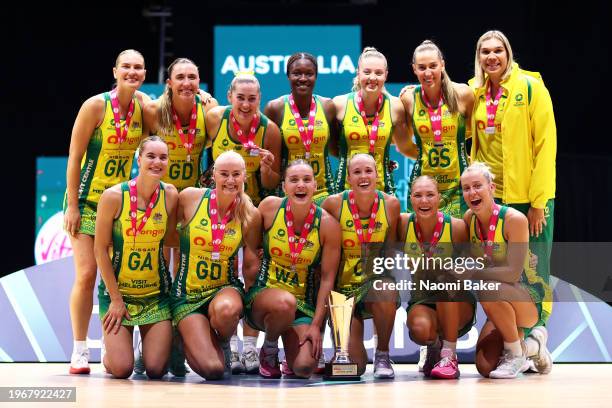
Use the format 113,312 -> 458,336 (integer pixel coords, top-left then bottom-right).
207,73 -> 282,374
170,151 -> 262,380
64,49 -> 150,374
399,175 -> 474,379
400,40 -> 474,217
333,47 -> 415,194
322,153 -> 400,378
245,160 -> 341,378
265,52 -> 338,204
460,162 -> 551,379
94,136 -> 178,379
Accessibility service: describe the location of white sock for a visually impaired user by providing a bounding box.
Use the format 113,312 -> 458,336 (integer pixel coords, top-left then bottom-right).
504,340 -> 523,357
375,349 -> 389,357
263,338 -> 278,350
525,336 -> 539,357
442,340 -> 457,353
73,340 -> 87,354
230,335 -> 239,353
243,336 -> 258,352
372,334 -> 378,349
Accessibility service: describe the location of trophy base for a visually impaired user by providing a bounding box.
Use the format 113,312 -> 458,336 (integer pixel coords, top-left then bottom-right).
323,362 -> 361,381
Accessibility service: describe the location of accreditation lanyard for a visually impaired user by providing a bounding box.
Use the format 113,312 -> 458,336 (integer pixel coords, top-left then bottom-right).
288,94 -> 316,160
109,90 -> 135,144
285,200 -> 316,271
209,189 -> 237,261
420,89 -> 444,148
230,111 -> 261,156
171,101 -> 197,162
485,84 -> 504,135
415,212 -> 444,257
128,177 -> 160,245
348,190 -> 379,244
355,92 -> 383,154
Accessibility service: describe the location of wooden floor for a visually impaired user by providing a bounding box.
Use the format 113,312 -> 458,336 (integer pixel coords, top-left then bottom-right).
1,363 -> 611,407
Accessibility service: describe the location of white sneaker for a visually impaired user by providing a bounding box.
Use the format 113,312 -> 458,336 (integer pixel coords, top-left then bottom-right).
69,349 -> 90,375
417,345 -> 427,372
489,351 -> 529,379
373,351 -> 394,379
241,348 -> 260,374
133,340 -> 145,375
231,351 -> 245,374
528,326 -> 553,374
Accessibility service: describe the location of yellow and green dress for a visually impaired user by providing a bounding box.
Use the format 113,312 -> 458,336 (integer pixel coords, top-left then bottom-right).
409,86 -> 469,217
65,92 -> 144,235
170,188 -> 245,326
98,182 -> 171,325
211,107 -> 272,206
160,95 -> 207,192
468,206 -> 552,326
336,190 -> 396,317
279,94 -> 335,204
403,212 -> 475,337
337,92 -> 395,194
245,198 -> 322,329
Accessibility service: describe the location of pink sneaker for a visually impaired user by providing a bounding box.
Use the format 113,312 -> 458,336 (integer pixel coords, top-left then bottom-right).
422,341 -> 441,377
430,349 -> 460,379
280,360 -> 294,376
259,347 -> 281,379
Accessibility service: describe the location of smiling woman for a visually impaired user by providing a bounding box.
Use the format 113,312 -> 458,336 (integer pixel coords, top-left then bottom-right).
333,47 -> 414,195
93,136 -> 178,380
321,153 -> 401,378
143,58 -> 218,192
245,160 -> 341,379
400,40 -> 474,218
63,49 -> 151,376
264,52 -> 338,205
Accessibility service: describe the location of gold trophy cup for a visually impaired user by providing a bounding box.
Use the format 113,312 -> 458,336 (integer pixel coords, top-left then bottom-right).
323,291 -> 361,381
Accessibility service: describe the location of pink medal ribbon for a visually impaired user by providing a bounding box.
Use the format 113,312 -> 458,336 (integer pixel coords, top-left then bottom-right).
171,101 -> 198,162
476,204 -> 501,260
420,88 -> 445,148
230,111 -> 261,156
485,84 -> 504,135
128,177 -> 160,245
355,92 -> 383,154
347,190 -> 379,244
288,94 -> 316,160
209,189 -> 237,261
415,211 -> 445,257
285,200 -> 316,271
109,90 -> 135,144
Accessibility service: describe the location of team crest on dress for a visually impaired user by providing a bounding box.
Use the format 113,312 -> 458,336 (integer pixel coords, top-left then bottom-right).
152,212 -> 163,222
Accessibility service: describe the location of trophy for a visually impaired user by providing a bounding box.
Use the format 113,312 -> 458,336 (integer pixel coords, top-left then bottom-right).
323,291 -> 361,381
